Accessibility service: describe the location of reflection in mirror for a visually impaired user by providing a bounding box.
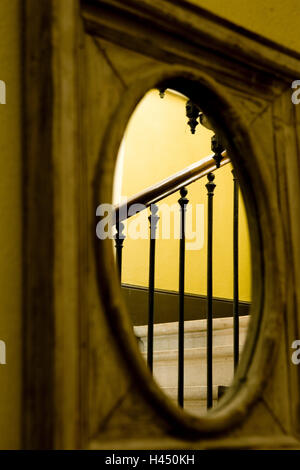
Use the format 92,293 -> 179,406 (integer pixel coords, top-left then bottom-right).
112,88 -> 251,416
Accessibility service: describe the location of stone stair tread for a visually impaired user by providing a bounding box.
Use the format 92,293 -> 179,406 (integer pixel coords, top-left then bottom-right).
134,315 -> 250,337
142,344 -> 243,361
134,316 -> 249,353
133,316 -> 249,416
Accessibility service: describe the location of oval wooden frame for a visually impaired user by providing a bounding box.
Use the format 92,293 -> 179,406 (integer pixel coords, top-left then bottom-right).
94,64 -> 285,437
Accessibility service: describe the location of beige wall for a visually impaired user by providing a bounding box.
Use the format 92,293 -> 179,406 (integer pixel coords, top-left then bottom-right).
118,90 -> 251,301
0,0 -> 22,449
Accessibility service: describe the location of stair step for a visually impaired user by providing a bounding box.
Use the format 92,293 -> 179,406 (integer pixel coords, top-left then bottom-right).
134,316 -> 249,352
150,345 -> 237,388
133,316 -> 250,415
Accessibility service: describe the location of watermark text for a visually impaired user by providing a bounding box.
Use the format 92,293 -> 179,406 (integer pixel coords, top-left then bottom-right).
96,201 -> 205,251
0,80 -> 6,104
291,340 -> 300,365
291,80 -> 300,105
0,340 -> 6,365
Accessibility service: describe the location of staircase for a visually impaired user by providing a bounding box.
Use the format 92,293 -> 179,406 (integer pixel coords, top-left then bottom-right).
134,315 -> 249,415
115,150 -> 250,415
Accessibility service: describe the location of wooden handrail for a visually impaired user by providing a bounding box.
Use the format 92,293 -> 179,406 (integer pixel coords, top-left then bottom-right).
115,150 -> 230,221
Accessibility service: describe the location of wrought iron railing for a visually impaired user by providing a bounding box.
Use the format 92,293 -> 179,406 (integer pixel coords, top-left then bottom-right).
114,147 -> 243,410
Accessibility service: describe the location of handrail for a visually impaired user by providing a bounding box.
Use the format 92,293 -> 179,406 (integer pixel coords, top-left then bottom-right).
115,150 -> 230,221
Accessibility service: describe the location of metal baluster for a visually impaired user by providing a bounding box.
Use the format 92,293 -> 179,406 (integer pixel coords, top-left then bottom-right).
232,169 -> 239,370
115,217 -> 125,279
178,187 -> 189,407
147,204 -> 159,372
206,173 -> 216,409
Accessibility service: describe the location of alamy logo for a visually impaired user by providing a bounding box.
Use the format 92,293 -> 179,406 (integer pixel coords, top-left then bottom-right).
291,340 -> 300,365
291,80 -> 300,105
96,201 -> 205,250
0,340 -> 6,365
0,80 -> 6,104
0,80 -> 6,364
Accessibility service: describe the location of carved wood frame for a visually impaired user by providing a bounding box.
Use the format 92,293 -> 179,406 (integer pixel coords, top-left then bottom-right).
23,0 -> 300,449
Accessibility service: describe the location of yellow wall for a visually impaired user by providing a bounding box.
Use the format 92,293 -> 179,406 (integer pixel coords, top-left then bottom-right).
118,90 -> 251,301
0,0 -> 22,449
193,0 -> 300,52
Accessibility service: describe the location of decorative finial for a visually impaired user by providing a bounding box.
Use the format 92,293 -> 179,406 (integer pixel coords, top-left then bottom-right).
186,100 -> 200,134
206,172 -> 216,194
178,186 -> 189,210
211,134 -> 224,169
180,187 -> 188,198
158,87 -> 166,99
